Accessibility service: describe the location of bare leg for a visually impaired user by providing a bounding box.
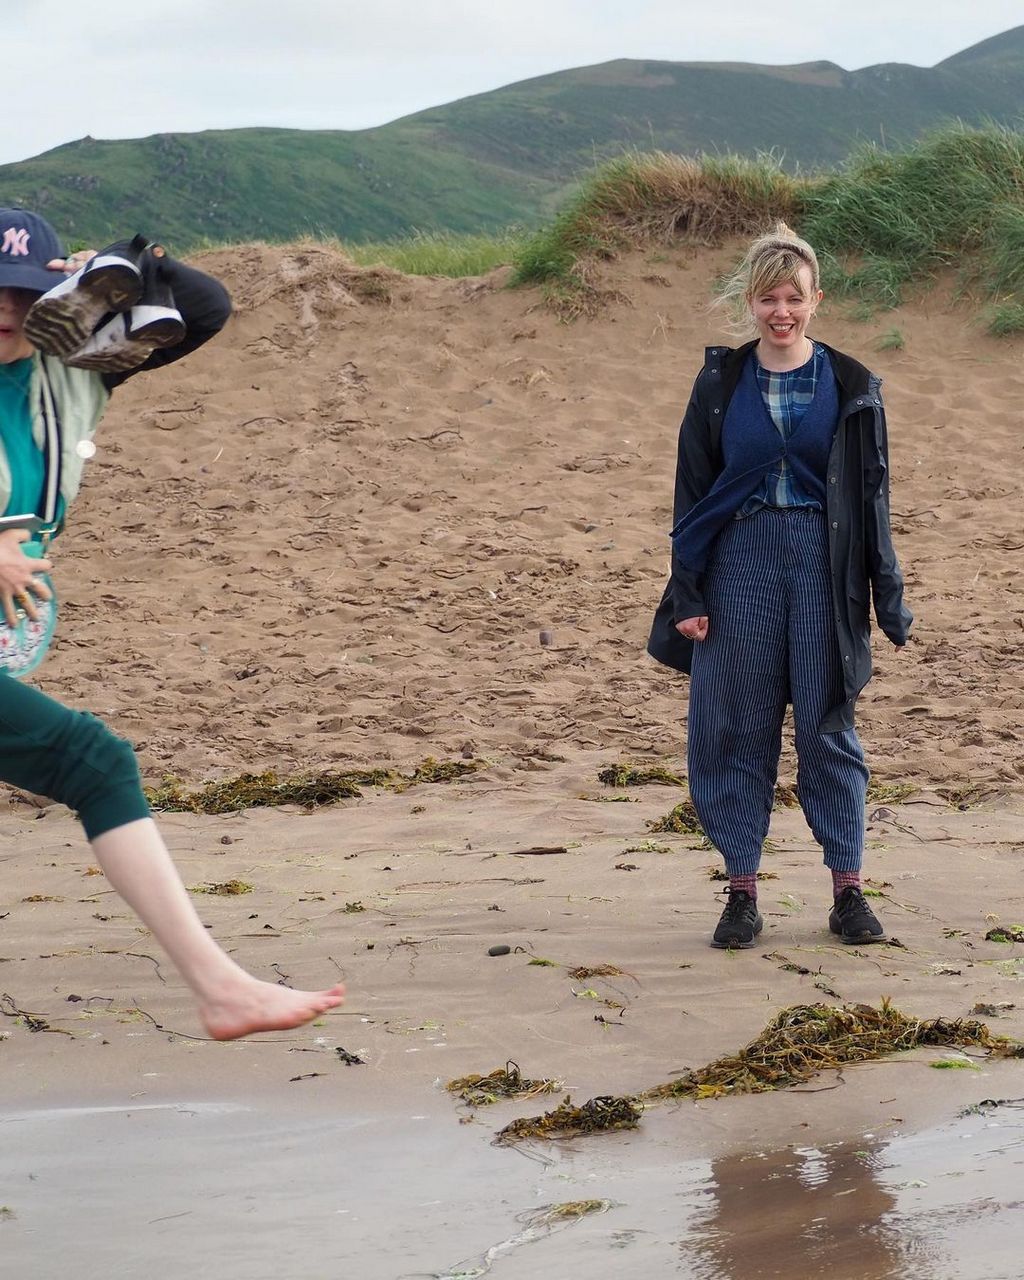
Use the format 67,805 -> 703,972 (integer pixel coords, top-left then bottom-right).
90,818 -> 344,1040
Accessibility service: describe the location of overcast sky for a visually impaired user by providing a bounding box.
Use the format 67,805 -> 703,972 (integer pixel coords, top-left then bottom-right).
4,1 -> 1022,166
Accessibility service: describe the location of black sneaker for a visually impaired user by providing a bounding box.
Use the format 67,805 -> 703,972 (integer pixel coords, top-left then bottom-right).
711,890 -> 763,949
829,886 -> 885,944
25,234 -> 147,357
66,252 -> 184,371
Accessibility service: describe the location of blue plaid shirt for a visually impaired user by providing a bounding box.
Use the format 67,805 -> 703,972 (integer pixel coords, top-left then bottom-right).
738,343 -> 824,517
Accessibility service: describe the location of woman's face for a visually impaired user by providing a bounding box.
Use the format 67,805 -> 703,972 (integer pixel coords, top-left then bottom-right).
0,287 -> 37,363
748,264 -> 822,361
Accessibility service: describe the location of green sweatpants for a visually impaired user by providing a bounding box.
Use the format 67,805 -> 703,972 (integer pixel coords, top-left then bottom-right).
0,671 -> 150,840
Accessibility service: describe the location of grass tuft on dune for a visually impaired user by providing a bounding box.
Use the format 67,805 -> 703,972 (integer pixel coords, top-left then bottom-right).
510,125 -> 1024,330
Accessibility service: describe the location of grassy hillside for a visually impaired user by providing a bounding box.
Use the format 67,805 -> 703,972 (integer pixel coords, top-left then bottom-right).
1,127 -> 568,249
1,26 -> 1023,249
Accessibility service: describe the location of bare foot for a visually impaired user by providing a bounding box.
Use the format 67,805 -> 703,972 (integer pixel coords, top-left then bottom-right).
199,976 -> 346,1041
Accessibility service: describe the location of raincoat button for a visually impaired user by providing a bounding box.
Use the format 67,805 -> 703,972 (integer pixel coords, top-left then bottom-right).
831,521 -> 838,529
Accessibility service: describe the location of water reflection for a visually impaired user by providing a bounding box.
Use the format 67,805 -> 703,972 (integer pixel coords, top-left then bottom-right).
686,1140 -> 906,1280
684,1104 -> 1024,1280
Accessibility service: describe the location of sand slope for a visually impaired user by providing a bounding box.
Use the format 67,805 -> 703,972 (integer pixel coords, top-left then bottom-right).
24,240 -> 1021,790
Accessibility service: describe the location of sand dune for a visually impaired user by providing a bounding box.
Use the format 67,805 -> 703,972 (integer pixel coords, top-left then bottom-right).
23,240 -> 1020,792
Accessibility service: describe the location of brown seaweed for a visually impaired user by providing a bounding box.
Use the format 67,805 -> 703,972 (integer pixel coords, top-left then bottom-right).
597,763 -> 685,788
446,1060 -> 561,1107
646,801 -> 703,835
495,1094 -> 642,1143
146,758 -> 479,814
487,1001 -> 1024,1143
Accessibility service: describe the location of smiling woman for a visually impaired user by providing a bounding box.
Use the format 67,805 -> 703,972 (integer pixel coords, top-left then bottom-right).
648,221 -> 913,951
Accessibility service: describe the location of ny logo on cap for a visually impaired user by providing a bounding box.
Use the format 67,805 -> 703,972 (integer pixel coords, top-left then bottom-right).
1,227 -> 31,256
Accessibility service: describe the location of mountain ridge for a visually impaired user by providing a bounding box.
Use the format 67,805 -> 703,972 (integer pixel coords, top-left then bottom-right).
2,27 -> 1023,249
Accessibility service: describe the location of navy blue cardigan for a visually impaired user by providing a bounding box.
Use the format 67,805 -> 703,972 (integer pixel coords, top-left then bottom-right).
647,340 -> 913,733
672,348 -> 838,573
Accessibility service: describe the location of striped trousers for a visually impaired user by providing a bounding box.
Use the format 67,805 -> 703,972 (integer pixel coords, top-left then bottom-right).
687,509 -> 868,877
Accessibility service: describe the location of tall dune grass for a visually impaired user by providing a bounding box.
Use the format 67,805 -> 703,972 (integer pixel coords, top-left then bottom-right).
512,150 -> 799,316
344,228 -> 526,277
513,126 -> 1024,332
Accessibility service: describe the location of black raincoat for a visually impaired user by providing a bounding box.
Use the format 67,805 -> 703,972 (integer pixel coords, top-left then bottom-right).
647,340 -> 913,732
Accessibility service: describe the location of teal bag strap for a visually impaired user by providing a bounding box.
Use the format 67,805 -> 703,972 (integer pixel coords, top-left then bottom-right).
0,362 -> 61,678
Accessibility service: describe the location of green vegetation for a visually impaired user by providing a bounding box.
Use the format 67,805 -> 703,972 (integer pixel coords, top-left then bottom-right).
511,150 -> 797,315
875,328 -> 905,352
1,127 -> 563,250
801,125 -> 1024,323
985,301 -> 1024,335
510,124 -> 1024,328
345,228 -> 524,276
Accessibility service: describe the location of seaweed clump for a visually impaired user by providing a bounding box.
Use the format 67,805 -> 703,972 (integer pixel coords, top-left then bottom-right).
642,1000 -> 1024,1101
146,758 -> 479,814
986,926 -> 1024,943
646,801 -> 703,835
189,879 -> 252,896
446,1060 -> 561,1108
866,782 -> 918,804
495,1094 -> 642,1144
477,1001 -> 1023,1144
598,763 -> 684,788
411,757 -> 478,784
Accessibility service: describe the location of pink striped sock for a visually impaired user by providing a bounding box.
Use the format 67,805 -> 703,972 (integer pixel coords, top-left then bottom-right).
730,873 -> 758,900
832,869 -> 862,897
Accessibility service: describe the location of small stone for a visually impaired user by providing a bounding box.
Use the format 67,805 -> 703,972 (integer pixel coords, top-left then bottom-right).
460,742 -> 475,759
539,629 -> 554,646
583,522 -> 598,533
488,944 -> 511,957
220,835 -> 234,845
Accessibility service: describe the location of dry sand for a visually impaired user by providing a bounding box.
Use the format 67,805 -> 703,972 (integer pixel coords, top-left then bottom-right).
1,242 -> 1023,1277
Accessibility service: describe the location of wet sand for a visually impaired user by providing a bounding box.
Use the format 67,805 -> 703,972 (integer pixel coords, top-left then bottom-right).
2,769 -> 1024,1277
3,1092 -> 1022,1279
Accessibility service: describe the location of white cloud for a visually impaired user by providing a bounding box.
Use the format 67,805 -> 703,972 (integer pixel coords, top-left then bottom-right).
3,1 -> 1022,163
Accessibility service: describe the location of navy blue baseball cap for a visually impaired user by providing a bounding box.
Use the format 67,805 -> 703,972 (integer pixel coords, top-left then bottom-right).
0,208 -> 65,294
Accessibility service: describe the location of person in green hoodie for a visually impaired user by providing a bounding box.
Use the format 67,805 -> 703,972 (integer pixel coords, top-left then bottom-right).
0,208 -> 344,1038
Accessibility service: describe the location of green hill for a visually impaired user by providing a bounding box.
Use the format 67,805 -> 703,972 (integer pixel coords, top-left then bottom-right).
2,25 -> 1024,250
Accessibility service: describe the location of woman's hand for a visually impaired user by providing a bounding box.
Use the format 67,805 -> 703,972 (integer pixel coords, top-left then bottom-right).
45,250 -> 97,276
0,530 -> 53,627
675,615 -> 709,641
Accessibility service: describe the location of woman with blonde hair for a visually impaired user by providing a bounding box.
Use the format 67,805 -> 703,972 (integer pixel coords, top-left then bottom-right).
648,223 -> 912,949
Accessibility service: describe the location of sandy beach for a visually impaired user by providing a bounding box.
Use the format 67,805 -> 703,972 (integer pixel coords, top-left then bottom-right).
2,243 -> 1023,1277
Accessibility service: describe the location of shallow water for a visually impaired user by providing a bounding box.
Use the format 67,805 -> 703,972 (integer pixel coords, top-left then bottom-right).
2,1097 -> 1022,1279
